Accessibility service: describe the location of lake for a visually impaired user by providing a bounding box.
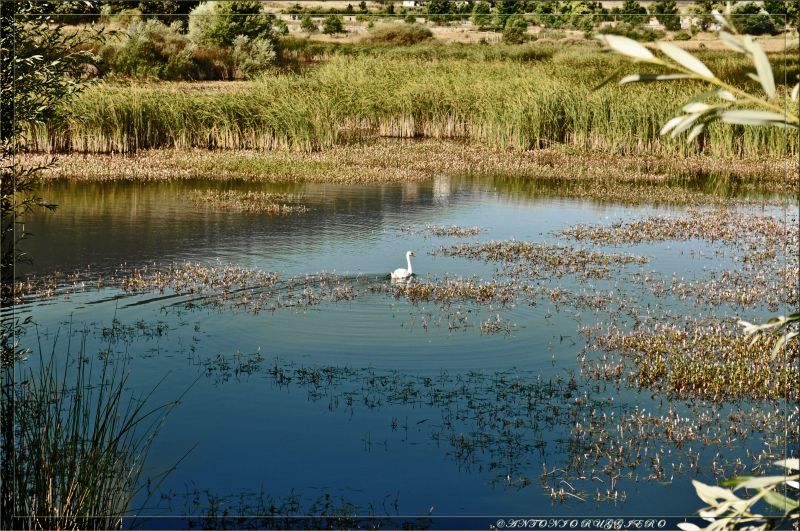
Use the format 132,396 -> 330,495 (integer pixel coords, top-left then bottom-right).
10,174 -> 797,529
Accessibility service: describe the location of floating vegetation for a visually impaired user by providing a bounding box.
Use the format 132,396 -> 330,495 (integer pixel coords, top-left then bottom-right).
400,224 -> 484,238
556,210 -> 799,257
439,241 -> 647,281
187,355 -> 797,503
385,278 -> 517,305
587,320 -> 799,402
187,190 -> 307,215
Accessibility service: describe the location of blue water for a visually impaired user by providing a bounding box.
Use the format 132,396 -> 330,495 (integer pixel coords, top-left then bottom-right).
10,176 -> 796,526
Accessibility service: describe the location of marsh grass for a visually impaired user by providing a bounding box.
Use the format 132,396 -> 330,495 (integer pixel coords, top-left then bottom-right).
187,190 -> 308,214
2,329 -> 182,529
24,51 -> 798,158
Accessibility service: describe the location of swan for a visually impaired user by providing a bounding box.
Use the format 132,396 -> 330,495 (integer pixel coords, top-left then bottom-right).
391,251 -> 416,280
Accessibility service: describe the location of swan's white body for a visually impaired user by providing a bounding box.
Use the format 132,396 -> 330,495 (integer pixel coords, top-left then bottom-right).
391,251 -> 415,280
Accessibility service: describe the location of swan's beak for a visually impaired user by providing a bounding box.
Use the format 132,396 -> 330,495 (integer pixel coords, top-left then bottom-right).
410,252 -> 416,257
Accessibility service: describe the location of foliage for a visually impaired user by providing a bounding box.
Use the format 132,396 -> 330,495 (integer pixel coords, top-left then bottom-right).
471,1 -> 492,29
731,2 -> 778,35
0,1 -> 96,300
677,460 -> 799,531
301,13 -> 318,32
648,0 -> 681,30
763,0 -> 799,28
101,19 -> 195,79
673,30 -> 692,40
599,16 -> 799,531
322,14 -> 345,34
597,22 -> 665,42
188,1 -> 275,47
688,0 -> 721,31
4,337 -> 183,530
617,0 -> 648,25
231,35 -> 276,78
361,23 -> 433,45
426,0 -> 451,23
28,50 -> 797,157
501,15 -> 529,44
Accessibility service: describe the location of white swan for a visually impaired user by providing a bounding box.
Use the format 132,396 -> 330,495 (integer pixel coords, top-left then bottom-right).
391,251 -> 415,280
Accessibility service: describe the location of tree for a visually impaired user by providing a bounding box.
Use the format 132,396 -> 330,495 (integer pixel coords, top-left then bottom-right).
359,0 -> 368,12
502,14 -> 528,42
426,0 -> 451,23
648,0 -> 681,30
471,1 -> 492,29
731,1 -> 777,35
619,0 -> 647,25
763,0 -> 799,28
301,13 -> 318,32
322,14 -> 345,34
687,0 -> 719,31
188,1 -> 275,47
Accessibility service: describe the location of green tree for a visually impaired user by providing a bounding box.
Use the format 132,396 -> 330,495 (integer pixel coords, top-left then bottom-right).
471,1 -> 492,29
763,0 -> 799,28
687,0 -> 719,31
426,0 -> 451,23
188,1 -> 275,47
501,14 -> 529,42
731,2 -> 778,34
359,0 -> 368,11
648,0 -> 681,30
322,14 -> 345,34
301,13 -> 318,32
619,0 -> 647,25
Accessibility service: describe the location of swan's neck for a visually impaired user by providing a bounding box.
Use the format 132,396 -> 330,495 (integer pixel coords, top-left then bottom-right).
406,254 -> 413,275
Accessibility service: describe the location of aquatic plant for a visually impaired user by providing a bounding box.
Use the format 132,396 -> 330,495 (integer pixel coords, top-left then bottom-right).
3,329 -> 182,529
187,190 -> 308,214
23,51 -> 797,158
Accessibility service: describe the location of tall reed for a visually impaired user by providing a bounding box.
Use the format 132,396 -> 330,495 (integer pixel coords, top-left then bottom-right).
1,328 -> 181,530
26,49 -> 797,158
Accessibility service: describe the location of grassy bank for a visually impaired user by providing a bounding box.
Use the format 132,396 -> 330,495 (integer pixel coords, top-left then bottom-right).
23,139 -> 797,204
27,48 -> 798,158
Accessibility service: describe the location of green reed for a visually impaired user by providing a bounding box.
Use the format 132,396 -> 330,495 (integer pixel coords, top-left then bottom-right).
2,329 -> 182,529
26,49 -> 797,158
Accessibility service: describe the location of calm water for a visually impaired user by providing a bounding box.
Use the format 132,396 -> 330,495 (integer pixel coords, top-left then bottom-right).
12,175 -> 796,527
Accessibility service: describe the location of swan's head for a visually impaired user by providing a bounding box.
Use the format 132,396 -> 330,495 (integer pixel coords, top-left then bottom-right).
406,251 -> 416,257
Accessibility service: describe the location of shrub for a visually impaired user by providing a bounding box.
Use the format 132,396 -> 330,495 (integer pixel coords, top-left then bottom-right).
597,22 -> 665,42
361,23 -> 433,45
188,1 -> 275,47
501,14 -> 529,44
404,14 -> 417,24
231,35 -> 276,78
300,14 -> 318,32
731,3 -> 778,35
101,19 -> 190,78
672,29 -> 691,40
471,1 -> 492,29
322,14 -> 345,34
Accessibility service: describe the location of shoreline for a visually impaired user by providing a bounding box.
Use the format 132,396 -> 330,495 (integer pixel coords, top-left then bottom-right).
21,138 -> 798,204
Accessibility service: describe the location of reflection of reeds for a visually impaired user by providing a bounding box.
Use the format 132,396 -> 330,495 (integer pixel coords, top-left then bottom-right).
2,332 -> 180,529
21,139 -> 796,205
24,54 -> 797,158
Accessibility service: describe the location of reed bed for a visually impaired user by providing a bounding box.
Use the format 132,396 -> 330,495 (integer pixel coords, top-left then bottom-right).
24,51 -> 798,158
187,190 -> 308,214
